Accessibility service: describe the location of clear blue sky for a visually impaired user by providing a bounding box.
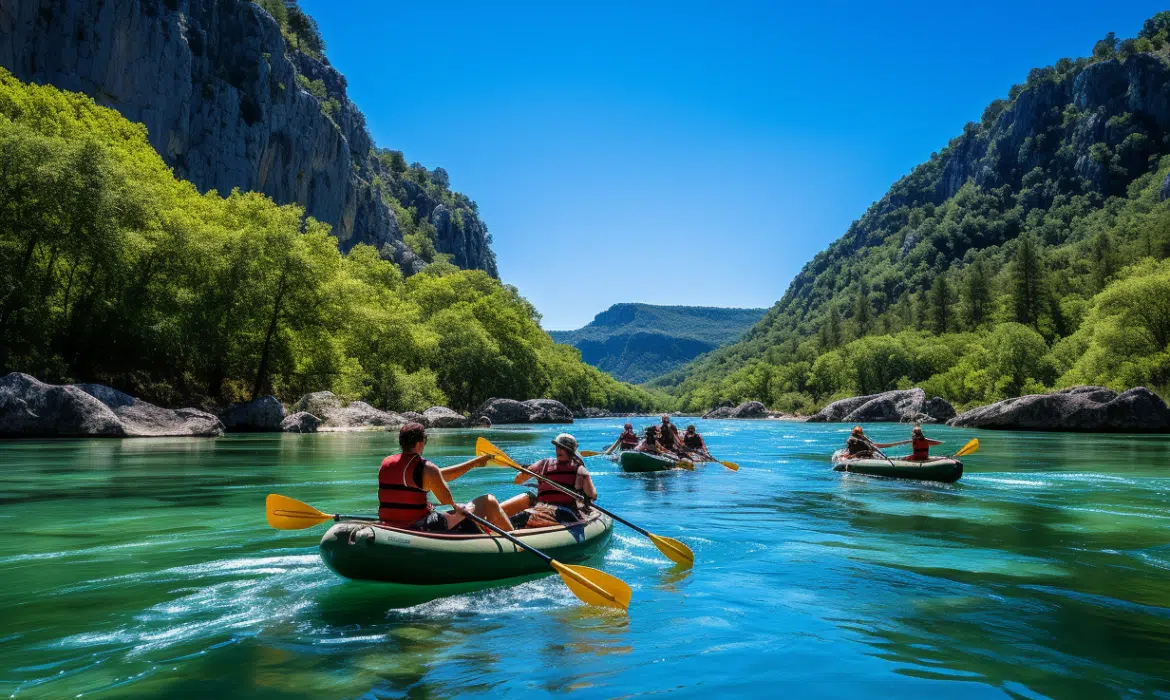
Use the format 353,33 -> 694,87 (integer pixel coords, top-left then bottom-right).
301,0 -> 1164,330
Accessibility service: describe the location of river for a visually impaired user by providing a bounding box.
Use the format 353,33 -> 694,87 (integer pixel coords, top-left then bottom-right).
1,419 -> 1168,698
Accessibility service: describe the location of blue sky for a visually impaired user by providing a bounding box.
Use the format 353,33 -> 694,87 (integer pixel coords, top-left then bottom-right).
301,0 -> 1165,330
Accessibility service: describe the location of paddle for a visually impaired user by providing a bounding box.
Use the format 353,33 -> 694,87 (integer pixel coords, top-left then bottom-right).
949,438 -> 979,459
476,438 -> 695,567
580,450 -> 605,457
695,449 -> 739,472
264,494 -> 631,611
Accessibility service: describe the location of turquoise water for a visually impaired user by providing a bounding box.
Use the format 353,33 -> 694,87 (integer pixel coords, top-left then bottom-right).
1,420 -> 1169,698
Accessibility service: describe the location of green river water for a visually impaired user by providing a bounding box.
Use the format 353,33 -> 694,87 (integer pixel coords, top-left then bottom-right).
1,419 -> 1168,698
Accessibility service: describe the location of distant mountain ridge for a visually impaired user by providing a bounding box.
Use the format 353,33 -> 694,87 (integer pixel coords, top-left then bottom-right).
549,304 -> 766,383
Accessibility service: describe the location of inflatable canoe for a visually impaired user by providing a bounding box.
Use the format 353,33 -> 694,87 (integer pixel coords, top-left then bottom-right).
319,510 -> 613,584
618,450 -> 692,473
831,449 -> 963,483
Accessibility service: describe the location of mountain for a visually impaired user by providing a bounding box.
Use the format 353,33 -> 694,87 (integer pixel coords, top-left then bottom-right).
549,304 -> 766,383
0,0 -> 495,276
668,16 -> 1170,414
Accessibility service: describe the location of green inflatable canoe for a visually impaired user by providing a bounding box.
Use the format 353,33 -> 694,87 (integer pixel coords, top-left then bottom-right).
319,510 -> 613,585
831,449 -> 963,483
618,450 -> 691,473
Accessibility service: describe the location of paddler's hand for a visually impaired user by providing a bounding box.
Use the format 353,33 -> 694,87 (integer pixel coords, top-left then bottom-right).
453,502 -> 473,518
471,454 -> 493,468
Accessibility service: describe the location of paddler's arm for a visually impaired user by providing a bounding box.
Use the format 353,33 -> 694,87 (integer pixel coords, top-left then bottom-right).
514,461 -> 539,485
439,454 -> 492,483
872,440 -> 910,449
576,467 -> 598,501
420,463 -> 459,508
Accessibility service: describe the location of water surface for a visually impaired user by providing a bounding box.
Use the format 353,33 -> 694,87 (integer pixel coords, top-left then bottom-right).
1,420 -> 1168,698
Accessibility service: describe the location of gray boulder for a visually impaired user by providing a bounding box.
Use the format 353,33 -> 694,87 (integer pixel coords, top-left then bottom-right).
807,388 -> 955,424
473,398 -> 574,424
289,391 -> 408,431
948,386 -> 1170,432
0,373 -> 126,437
400,411 -> 430,427
291,391 -> 343,417
424,406 -> 470,428
280,411 -> 321,433
220,395 -> 286,432
73,383 -> 224,436
702,401 -> 770,419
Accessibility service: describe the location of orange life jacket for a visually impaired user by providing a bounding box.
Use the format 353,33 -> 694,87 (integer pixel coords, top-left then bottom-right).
378,453 -> 432,525
911,437 -> 934,460
533,457 -> 581,508
618,430 -> 638,448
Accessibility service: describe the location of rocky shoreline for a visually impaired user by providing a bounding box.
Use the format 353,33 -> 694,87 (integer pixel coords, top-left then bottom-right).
0,373 -> 578,438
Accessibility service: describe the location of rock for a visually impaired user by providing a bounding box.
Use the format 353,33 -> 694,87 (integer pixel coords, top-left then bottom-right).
423,406 -> 470,428
0,373 -> 224,438
702,401 -> 771,419
280,411 -> 321,433
399,411 -> 429,427
289,391 -> 407,430
291,391 -> 343,417
948,386 -> 1170,432
572,407 -> 638,419
806,388 -> 956,424
475,416 -> 492,427
220,395 -> 286,432
473,398 -> 574,424
0,372 -> 125,437
73,383 -> 224,436
0,0 -> 496,276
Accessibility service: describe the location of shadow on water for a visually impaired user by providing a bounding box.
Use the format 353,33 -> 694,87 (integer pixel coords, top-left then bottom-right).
311,576 -> 547,628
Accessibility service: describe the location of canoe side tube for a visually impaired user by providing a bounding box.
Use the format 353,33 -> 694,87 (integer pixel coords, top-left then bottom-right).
618,450 -> 684,473
831,449 -> 964,483
319,510 -> 613,584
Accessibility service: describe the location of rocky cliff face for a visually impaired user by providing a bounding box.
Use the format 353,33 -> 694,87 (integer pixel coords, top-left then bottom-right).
0,0 -> 496,276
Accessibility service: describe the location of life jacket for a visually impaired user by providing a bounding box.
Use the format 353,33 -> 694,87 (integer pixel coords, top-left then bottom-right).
533,457 -> 581,509
378,453 -> 432,526
683,432 -> 703,449
911,437 -> 932,460
846,436 -> 872,456
618,430 -> 639,448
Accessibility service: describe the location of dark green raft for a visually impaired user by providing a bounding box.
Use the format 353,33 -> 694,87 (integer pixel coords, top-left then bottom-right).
319,510 -> 613,584
831,449 -> 963,483
617,450 -> 691,473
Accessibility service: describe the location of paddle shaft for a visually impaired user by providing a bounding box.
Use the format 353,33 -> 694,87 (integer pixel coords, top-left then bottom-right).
459,509 -> 552,564
510,462 -> 653,539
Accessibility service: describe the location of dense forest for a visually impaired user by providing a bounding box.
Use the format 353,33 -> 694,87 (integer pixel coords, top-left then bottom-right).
660,14 -> 1170,414
550,304 -> 765,383
0,69 -> 664,414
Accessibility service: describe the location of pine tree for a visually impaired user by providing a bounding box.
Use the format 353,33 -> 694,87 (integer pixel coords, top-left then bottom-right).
854,281 -> 872,337
963,257 -> 993,328
1012,232 -> 1045,328
819,305 -> 842,349
930,273 -> 953,334
1091,229 -> 1118,291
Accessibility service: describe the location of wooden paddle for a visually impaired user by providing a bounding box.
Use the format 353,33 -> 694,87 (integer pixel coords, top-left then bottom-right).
476,438 -> 695,567
264,494 -> 631,611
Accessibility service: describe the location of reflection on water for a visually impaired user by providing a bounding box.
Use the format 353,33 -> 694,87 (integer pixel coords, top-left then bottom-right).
1,420 -> 1169,698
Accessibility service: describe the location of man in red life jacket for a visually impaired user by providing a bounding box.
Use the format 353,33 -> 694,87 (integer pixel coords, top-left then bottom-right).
659,414 -> 682,452
616,423 -> 639,450
681,424 -> 710,459
906,425 -> 942,461
509,433 -> 598,530
378,422 -> 516,533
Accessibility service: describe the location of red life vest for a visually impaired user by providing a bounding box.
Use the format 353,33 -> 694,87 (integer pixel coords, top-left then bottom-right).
618,430 -> 638,448
378,453 -> 433,526
533,457 -> 581,508
683,432 -> 704,449
911,437 -> 933,460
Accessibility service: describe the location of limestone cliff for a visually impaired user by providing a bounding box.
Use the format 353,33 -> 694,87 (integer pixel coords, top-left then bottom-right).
0,0 -> 497,276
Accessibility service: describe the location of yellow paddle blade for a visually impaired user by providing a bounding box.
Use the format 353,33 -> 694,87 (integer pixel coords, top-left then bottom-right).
580,450 -> 603,457
266,494 -> 334,530
676,459 -> 695,470
954,438 -> 980,458
649,533 -> 694,567
719,460 -> 740,472
550,560 -> 631,610
476,436 -> 522,468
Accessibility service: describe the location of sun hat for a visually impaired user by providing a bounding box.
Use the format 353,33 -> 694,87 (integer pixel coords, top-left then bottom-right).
551,433 -> 582,462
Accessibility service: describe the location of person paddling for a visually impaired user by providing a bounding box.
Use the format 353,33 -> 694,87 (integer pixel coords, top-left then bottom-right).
510,433 -> 599,529
906,425 -> 942,461
681,424 -> 710,459
616,423 -> 639,451
844,426 -> 904,459
379,422 -> 515,533
659,415 -> 682,453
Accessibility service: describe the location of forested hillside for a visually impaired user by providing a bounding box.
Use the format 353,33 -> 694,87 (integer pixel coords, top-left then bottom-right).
0,70 -> 663,413
550,304 -> 765,383
667,15 -> 1170,414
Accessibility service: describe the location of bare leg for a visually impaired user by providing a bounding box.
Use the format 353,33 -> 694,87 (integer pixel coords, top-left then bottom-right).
499,493 -> 531,517
468,493 -> 513,532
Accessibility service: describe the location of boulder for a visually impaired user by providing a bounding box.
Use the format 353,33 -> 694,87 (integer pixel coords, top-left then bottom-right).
0,373 -> 224,438
220,395 -> 286,432
400,411 -> 430,427
280,411 -> 321,433
948,386 -> 1170,432
73,383 -> 224,436
806,388 -> 955,424
0,372 -> 126,437
473,398 -> 574,424
289,392 -> 406,431
702,401 -> 770,419
291,391 -> 342,417
423,406 -> 470,428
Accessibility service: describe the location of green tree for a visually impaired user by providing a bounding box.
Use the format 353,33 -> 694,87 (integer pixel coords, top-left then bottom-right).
929,273 -> 953,334
1011,233 -> 1045,328
962,257 -> 993,328
854,280 -> 873,337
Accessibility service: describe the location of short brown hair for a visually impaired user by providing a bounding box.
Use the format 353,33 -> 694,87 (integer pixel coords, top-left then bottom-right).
399,422 -> 427,449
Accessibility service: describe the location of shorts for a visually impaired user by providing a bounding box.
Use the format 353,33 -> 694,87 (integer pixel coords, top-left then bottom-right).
411,510 -> 481,535
509,500 -> 581,530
